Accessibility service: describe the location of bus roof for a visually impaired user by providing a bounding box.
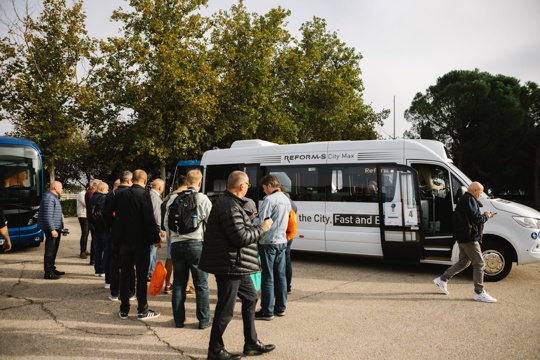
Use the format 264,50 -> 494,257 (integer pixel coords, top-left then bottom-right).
0,136 -> 41,151
176,159 -> 201,167
201,139 -> 451,166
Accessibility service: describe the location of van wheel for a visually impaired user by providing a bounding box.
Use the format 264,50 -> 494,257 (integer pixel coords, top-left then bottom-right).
482,241 -> 512,282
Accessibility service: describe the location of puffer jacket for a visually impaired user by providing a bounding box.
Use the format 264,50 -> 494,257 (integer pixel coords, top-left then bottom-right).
37,191 -> 63,231
199,190 -> 266,275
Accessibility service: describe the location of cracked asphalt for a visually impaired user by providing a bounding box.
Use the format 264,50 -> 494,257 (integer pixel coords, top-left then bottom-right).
1,217 -> 540,359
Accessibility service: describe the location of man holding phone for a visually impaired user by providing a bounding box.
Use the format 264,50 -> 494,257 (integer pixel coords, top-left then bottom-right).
433,181 -> 497,302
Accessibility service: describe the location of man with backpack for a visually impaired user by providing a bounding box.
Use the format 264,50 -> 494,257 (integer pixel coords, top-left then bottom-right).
433,181 -> 497,303
88,182 -> 110,278
165,169 -> 212,329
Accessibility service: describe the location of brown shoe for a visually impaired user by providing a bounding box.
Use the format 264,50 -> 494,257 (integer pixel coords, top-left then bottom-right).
80,252 -> 87,259
84,250 -> 90,255
186,286 -> 196,295
164,285 -> 172,295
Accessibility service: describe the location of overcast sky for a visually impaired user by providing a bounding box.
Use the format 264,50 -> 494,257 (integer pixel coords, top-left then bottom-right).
2,0 -> 539,139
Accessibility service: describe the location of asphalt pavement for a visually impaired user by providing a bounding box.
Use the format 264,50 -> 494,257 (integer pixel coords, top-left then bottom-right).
1,217 -> 539,359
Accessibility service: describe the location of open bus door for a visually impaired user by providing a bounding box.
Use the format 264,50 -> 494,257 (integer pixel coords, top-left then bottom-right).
377,164 -> 424,262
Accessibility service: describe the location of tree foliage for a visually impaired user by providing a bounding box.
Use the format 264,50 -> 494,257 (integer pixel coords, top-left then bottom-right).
405,69 -> 539,202
289,17 -> 385,142
1,0 -> 386,189
0,0 -> 98,184
99,0 -> 218,180
208,2 -> 296,147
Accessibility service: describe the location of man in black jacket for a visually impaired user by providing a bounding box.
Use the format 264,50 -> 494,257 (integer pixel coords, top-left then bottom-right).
199,171 -> 274,360
109,169 -> 162,319
433,181 -> 497,303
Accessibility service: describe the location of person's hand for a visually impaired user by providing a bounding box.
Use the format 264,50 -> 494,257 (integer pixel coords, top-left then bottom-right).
154,241 -> 162,249
51,230 -> 58,238
249,212 -> 258,220
160,230 -> 166,238
261,218 -> 273,231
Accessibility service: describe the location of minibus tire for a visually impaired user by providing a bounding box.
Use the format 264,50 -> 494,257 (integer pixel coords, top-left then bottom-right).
482,241 -> 512,282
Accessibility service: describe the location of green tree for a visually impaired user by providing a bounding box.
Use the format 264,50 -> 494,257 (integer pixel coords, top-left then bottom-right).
0,0 -> 98,184
405,69 -> 535,197
289,17 -> 385,142
208,2 -> 297,147
100,0 -> 217,182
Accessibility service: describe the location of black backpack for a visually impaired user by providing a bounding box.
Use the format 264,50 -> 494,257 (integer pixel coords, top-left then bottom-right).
452,205 -> 472,243
168,190 -> 199,234
90,195 -> 107,232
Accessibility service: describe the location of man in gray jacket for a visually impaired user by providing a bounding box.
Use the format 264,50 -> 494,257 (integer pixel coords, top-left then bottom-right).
38,181 -> 65,280
253,175 -> 291,320
199,171 -> 274,360
148,178 -> 165,280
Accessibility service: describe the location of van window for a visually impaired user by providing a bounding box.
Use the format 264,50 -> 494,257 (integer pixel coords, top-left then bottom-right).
329,164 -> 378,202
265,165 -> 324,202
204,165 -> 239,200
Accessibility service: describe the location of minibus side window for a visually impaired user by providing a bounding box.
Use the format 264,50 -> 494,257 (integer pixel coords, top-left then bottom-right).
204,165 -> 240,200
266,165 -> 324,202
329,164 -> 378,202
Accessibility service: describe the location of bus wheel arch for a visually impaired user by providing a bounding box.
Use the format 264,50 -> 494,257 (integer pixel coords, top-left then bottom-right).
481,236 -> 515,282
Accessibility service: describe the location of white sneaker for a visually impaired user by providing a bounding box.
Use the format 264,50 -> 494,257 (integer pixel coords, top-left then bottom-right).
129,294 -> 137,301
433,277 -> 449,295
108,294 -> 118,302
105,283 -> 110,289
473,291 -> 497,303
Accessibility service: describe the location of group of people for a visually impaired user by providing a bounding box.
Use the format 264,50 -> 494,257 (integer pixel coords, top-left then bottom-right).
33,167 -> 497,360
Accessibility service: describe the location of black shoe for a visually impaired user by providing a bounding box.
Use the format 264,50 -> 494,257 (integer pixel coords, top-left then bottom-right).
89,260 -> 94,265
243,340 -> 276,356
44,272 -> 60,280
207,349 -> 241,360
254,311 -> 274,321
53,270 -> 65,276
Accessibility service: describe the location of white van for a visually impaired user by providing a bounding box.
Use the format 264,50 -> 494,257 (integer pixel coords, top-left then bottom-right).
199,139 -> 540,281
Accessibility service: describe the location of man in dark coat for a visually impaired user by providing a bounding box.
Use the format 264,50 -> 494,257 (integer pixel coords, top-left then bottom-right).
109,169 -> 161,320
433,181 -> 497,302
199,171 -> 274,360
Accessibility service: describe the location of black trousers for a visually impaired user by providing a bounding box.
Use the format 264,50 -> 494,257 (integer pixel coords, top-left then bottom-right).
43,230 -> 62,274
209,274 -> 258,353
109,242 -> 135,297
78,217 -> 89,254
119,243 -> 150,314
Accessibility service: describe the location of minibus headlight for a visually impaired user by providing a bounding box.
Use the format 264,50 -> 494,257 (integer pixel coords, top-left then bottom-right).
512,216 -> 540,229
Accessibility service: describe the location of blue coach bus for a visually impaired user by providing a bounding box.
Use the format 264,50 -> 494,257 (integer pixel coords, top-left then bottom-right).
169,159 -> 201,195
0,136 -> 44,247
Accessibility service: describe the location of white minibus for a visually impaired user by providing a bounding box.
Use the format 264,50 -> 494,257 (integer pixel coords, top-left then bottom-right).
200,139 -> 540,281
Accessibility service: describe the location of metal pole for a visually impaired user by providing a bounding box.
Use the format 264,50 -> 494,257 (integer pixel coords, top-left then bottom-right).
393,95 -> 396,139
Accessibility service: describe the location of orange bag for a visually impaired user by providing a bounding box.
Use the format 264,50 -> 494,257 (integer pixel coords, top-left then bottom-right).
149,261 -> 167,296
286,210 -> 297,241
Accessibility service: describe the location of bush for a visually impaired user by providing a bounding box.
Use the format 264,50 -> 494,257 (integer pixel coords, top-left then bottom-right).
61,199 -> 77,217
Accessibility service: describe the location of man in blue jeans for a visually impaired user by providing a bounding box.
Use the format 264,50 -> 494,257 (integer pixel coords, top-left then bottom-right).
253,175 -> 291,320
165,169 -> 212,329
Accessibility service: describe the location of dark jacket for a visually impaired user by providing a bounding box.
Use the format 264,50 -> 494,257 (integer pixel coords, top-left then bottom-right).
108,184 -> 160,247
456,191 -> 488,243
199,190 -> 266,275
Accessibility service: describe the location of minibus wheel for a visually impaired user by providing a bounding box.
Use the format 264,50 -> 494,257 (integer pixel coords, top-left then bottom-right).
482,241 -> 512,282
